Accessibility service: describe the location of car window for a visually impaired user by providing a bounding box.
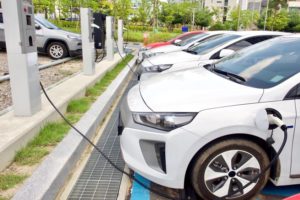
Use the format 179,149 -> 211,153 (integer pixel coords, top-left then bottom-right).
171,33 -> 199,43
175,33 -> 209,46
35,16 -> 59,30
245,36 -> 276,44
210,36 -> 277,59
285,84 -> 300,99
226,40 -> 252,51
214,37 -> 300,89
188,34 -> 241,55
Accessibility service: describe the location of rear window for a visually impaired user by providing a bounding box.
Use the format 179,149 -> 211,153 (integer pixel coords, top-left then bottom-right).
189,34 -> 241,55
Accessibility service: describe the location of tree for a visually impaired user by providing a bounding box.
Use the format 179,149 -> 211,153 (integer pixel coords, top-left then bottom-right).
137,0 -> 151,26
113,0 -> 132,21
34,0 -> 56,19
158,2 -> 175,30
286,10 -> 300,32
267,9 -> 289,31
228,7 -> 259,30
194,8 -> 212,28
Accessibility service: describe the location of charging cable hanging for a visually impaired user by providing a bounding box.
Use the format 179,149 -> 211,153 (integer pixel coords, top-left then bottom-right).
39,45 -> 178,200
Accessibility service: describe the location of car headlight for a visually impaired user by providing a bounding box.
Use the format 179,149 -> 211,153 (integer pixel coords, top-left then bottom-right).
67,35 -> 81,40
144,64 -> 172,72
133,112 -> 197,131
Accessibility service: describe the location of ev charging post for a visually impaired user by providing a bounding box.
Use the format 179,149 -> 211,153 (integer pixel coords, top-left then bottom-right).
80,8 -> 95,75
2,0 -> 41,116
106,16 -> 114,61
118,19 -> 124,55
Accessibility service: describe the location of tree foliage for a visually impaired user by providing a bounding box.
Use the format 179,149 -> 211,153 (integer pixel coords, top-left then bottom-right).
194,9 -> 212,28
228,7 -> 259,30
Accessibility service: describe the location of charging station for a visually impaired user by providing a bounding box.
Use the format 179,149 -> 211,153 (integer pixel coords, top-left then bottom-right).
106,16 -> 114,61
2,0 -> 41,116
93,13 -> 106,50
80,8 -> 95,75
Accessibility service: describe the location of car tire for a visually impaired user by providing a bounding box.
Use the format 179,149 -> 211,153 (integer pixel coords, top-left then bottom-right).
191,139 -> 269,200
47,42 -> 68,59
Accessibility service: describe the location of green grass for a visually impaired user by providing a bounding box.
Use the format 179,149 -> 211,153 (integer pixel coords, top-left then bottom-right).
0,196 -> 8,200
0,174 -> 27,190
67,97 -> 93,113
12,53 -> 134,167
124,30 -> 179,43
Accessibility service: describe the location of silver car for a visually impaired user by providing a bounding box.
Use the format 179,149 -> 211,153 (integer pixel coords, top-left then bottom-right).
0,13 -> 82,59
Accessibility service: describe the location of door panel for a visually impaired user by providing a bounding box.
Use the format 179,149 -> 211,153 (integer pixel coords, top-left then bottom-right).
291,100 -> 300,175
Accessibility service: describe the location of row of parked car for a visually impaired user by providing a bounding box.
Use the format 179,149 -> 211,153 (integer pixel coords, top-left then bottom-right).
119,31 -> 300,200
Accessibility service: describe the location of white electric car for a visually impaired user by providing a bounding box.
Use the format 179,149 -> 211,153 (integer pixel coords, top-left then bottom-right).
140,31 -> 288,80
141,31 -> 229,61
119,35 -> 300,200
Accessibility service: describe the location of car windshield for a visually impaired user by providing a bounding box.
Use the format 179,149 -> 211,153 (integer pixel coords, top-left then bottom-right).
188,34 -> 241,55
35,16 -> 59,30
170,33 -> 199,44
175,33 -> 209,46
214,37 -> 300,89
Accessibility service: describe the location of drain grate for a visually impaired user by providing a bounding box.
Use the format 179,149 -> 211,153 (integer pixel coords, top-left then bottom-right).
68,79 -> 137,200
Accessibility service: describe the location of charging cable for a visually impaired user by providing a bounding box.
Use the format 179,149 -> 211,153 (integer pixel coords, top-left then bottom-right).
40,53 -> 178,200
224,114 -> 288,199
113,38 -> 140,78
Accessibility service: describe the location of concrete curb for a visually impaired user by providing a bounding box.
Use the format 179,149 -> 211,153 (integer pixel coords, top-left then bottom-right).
12,55 -> 137,200
0,55 -> 121,172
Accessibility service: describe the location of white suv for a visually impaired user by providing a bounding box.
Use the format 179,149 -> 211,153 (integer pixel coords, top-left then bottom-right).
119,35 -> 300,200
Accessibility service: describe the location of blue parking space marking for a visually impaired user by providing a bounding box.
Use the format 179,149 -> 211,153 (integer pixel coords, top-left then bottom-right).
130,174 -> 300,200
262,183 -> 300,197
131,173 -> 150,200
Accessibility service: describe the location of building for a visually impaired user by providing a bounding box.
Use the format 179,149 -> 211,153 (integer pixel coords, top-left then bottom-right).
203,0 -> 262,11
288,0 -> 300,12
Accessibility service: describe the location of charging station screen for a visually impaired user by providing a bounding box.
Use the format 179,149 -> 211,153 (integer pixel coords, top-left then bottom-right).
26,15 -> 31,25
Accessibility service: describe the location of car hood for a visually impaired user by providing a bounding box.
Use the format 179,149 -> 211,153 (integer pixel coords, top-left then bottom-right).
142,51 -> 200,67
139,68 -> 263,112
162,60 -> 216,74
146,44 -> 181,54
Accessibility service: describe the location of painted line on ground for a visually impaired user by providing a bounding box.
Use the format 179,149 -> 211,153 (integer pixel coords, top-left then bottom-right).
130,174 -> 300,200
131,173 -> 150,200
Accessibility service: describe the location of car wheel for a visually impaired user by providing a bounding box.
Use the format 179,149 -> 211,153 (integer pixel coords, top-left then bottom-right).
191,139 -> 269,200
47,42 -> 68,59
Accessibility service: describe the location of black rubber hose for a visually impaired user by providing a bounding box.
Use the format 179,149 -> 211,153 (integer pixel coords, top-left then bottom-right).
40,82 -> 180,200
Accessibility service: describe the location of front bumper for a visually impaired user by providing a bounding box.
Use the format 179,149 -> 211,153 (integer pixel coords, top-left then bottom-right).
119,99 -> 199,189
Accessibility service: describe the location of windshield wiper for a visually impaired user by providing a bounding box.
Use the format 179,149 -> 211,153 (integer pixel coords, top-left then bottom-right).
183,49 -> 197,55
211,66 -> 246,83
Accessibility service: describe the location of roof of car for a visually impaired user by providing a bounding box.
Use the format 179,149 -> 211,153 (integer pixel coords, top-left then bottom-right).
284,33 -> 300,38
228,30 -> 290,36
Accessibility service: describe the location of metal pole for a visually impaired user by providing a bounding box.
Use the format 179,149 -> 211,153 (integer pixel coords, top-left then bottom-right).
264,0 -> 270,30
237,0 -> 241,30
192,8 -> 195,30
2,0 -> 41,116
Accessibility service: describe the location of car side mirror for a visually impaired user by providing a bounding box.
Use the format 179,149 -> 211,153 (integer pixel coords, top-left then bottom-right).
219,49 -> 235,58
35,24 -> 41,30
